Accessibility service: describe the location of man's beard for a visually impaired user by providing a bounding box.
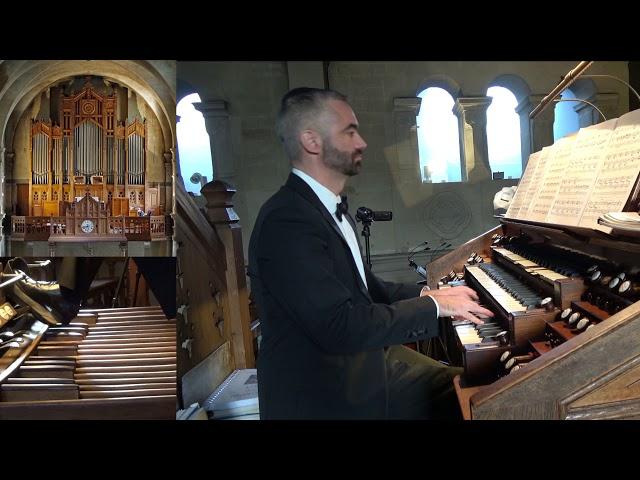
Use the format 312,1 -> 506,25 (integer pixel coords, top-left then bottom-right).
321,141 -> 362,176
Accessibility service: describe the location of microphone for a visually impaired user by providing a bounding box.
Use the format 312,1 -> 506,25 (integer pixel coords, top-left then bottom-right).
355,206 -> 393,223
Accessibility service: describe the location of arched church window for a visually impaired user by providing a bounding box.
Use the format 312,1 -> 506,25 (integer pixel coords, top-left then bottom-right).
416,87 -> 462,183
486,86 -> 523,179
553,88 -> 580,141
177,93 -> 213,195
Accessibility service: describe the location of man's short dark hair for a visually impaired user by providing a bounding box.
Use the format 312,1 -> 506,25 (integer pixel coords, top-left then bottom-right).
276,87 -> 348,162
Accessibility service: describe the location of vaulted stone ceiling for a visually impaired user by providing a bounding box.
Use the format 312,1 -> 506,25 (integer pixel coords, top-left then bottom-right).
0,60 -> 176,153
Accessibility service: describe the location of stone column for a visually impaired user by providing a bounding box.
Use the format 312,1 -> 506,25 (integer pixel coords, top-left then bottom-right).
392,97 -> 422,183
575,93 -> 619,127
515,96 -> 534,169
3,150 -> 14,213
1,150 -> 16,256
194,100 -> 235,186
163,151 -> 172,215
523,94 -> 555,159
453,97 -> 493,182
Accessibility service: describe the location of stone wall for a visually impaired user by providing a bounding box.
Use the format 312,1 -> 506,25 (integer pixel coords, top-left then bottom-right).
178,61 -> 630,283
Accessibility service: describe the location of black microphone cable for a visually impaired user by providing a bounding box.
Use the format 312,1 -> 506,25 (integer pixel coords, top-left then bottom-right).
430,241 -> 452,261
408,241 -> 430,279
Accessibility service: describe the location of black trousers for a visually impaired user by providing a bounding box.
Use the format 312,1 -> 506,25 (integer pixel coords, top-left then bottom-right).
386,345 -> 463,420
54,257 -> 176,318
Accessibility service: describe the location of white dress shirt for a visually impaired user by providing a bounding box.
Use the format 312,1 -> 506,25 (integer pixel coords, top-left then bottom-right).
292,168 -> 368,289
291,169 -> 439,316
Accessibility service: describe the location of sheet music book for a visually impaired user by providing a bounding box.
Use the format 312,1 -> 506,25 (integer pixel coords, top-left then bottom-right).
505,109 -> 640,233
519,145 -> 556,220
505,151 -> 541,220
546,118 -> 617,226
203,369 -> 259,419
598,212 -> 640,232
580,110 -> 640,229
527,137 -> 574,222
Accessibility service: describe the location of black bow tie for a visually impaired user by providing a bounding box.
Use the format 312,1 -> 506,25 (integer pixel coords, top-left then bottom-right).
335,196 -> 349,221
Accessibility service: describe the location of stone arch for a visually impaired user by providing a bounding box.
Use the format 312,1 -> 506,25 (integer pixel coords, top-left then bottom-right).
570,77 -> 598,102
416,74 -> 461,101
0,60 -> 175,154
486,73 -> 532,104
177,78 -> 199,105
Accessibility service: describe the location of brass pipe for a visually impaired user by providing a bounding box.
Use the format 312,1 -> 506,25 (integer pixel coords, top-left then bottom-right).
530,61 -> 594,120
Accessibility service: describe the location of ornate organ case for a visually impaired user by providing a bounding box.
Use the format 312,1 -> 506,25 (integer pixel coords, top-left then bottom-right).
29,84 -> 148,218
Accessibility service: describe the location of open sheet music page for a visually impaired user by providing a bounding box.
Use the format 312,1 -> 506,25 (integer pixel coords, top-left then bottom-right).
579,109 -> 640,230
528,136 -> 576,222
518,146 -> 555,221
545,118 -> 617,226
505,151 -> 541,220
527,139 -> 572,222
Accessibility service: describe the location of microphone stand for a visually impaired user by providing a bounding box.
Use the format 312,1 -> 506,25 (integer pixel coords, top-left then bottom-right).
360,218 -> 373,270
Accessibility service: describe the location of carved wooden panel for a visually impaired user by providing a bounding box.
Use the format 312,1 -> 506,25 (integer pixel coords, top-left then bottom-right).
176,184 -> 228,380
560,355 -> 640,419
112,197 -> 129,216
26,80 -> 146,221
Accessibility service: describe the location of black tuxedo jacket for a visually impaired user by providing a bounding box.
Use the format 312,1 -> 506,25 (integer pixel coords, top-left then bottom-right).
248,173 -> 440,419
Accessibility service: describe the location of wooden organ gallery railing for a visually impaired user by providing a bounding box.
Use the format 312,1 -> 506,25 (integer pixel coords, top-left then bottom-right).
12,83 -> 168,242
175,180 -> 255,411
11,195 -> 170,242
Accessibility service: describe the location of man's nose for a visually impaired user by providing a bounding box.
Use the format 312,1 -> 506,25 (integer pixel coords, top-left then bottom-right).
356,133 -> 367,150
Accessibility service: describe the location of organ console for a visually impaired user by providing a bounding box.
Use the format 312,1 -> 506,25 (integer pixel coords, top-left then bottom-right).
418,103 -> 640,419
427,220 -> 640,420
0,292 -> 175,419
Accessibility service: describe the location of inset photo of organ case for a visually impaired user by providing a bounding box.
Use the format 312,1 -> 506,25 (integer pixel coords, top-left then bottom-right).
0,60 -> 176,257
0,256 -> 176,419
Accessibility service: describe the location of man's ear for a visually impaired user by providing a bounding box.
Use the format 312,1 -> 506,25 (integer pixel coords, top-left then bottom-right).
300,129 -> 322,155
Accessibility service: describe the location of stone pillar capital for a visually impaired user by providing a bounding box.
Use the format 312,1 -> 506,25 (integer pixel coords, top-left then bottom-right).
453,97 -> 493,126
393,97 -> 422,114
525,94 -> 555,153
572,92 -> 619,122
193,100 -> 229,118
454,97 -> 493,181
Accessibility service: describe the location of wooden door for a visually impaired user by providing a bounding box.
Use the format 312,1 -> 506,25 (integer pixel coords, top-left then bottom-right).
16,184 -> 29,216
